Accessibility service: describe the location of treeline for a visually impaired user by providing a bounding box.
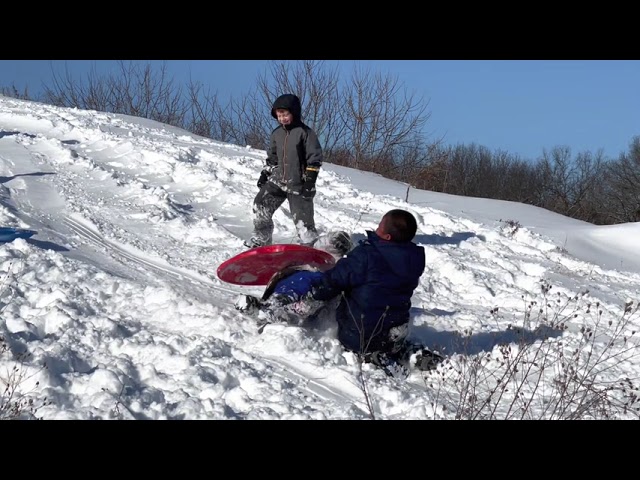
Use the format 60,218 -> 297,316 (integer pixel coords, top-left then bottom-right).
2,61 -> 638,225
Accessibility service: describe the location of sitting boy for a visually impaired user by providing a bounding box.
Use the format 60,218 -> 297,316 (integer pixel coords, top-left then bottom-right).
236,212 -> 443,377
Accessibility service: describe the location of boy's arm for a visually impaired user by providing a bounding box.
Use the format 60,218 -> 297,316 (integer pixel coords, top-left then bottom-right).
266,133 -> 278,167
311,247 -> 367,301
301,128 -> 323,197
304,128 -> 323,170
258,133 -> 278,187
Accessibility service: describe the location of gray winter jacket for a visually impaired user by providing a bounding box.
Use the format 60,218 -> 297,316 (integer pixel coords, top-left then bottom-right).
266,94 -> 323,194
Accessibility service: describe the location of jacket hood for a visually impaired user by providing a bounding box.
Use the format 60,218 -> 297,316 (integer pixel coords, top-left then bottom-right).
271,94 -> 302,121
365,230 -> 425,280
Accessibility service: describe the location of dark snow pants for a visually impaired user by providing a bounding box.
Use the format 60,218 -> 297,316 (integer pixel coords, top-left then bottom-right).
251,181 -> 317,246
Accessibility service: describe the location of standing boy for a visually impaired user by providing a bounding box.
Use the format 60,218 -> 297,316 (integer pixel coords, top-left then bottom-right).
246,93 -> 323,248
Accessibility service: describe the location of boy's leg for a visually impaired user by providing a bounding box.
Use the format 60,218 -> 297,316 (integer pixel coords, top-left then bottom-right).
358,324 -> 412,379
394,341 -> 445,372
236,293 -> 298,333
258,292 -> 327,328
288,194 -> 318,246
257,294 -> 301,326
249,183 -> 286,247
234,294 -> 262,313
413,348 -> 445,371
361,350 -> 410,379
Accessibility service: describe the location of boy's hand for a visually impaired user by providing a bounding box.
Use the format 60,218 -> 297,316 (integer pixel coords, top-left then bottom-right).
301,168 -> 319,198
301,181 -> 316,198
257,168 -> 271,188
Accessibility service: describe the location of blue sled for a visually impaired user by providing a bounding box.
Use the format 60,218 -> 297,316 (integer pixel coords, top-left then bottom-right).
0,227 -> 37,243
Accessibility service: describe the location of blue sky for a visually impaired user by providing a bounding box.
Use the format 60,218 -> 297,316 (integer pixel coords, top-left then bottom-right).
1,60 -> 638,160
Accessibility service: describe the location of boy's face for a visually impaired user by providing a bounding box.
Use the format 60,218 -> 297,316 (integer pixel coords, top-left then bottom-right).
276,108 -> 293,125
375,216 -> 392,241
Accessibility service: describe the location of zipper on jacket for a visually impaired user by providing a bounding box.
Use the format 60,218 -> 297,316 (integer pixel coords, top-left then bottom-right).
282,129 -> 289,182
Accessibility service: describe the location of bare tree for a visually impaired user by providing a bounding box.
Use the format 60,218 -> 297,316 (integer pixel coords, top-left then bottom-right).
411,144 -> 451,192
445,143 -> 481,196
184,80 -> 234,141
182,61 -> 340,151
244,60 -> 436,178
338,65 -> 431,171
532,146 -> 609,222
227,90 -> 276,150
42,61 -> 189,128
388,136 -> 443,184
254,60 -> 343,154
604,136 -> 640,223
566,150 -> 607,222
537,146 -> 574,213
504,157 -> 543,204
0,84 -> 32,101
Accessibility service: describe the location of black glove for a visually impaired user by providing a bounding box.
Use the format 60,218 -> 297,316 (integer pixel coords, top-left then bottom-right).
257,168 -> 271,188
301,168 -> 319,198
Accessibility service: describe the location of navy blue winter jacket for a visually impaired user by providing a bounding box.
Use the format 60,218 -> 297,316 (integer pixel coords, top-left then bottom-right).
311,231 -> 426,353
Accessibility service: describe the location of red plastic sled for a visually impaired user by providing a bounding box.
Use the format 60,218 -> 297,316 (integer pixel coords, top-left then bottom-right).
217,244 -> 336,286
